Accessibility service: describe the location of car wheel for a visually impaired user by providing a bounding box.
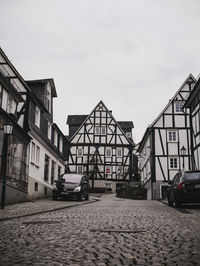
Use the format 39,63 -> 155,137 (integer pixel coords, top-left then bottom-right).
174,193 -> 181,208
78,193 -> 83,201
52,196 -> 57,201
168,196 -> 173,207
85,194 -> 89,200
174,199 -> 181,208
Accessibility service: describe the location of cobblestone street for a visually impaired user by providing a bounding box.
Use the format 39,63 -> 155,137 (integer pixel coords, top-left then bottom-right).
0,194 -> 200,266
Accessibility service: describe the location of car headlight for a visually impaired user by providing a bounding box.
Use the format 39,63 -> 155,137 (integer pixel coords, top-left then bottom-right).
74,186 -> 81,192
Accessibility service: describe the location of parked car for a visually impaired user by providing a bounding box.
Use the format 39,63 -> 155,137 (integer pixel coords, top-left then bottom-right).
52,174 -> 90,201
167,171 -> 200,207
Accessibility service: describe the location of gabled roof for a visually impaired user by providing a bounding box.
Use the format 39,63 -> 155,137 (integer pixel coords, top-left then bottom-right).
0,47 -> 30,94
149,74 -> 196,127
184,77 -> 200,108
138,74 -> 196,152
67,115 -> 87,125
69,100 -> 133,145
118,121 -> 134,129
26,78 -> 57,97
67,116 -> 134,130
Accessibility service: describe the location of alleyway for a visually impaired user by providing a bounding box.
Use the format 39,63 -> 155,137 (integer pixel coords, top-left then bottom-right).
0,194 -> 200,265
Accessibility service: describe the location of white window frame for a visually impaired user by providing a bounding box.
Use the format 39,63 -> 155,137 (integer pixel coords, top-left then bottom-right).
31,142 -> 35,163
77,148 -> 83,157
126,132 -> 132,138
169,157 -> 178,169
175,102 -> 184,113
59,136 -> 63,153
77,165 -> 83,174
94,126 -> 100,135
2,89 -> 8,111
168,131 -> 177,142
101,126 -> 106,135
116,148 -> 122,157
54,130 -> 58,146
105,148 -> 112,157
48,122 -> 51,139
35,146 -> 40,166
35,106 -> 40,128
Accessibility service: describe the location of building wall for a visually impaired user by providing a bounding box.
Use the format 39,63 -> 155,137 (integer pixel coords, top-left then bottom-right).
28,132 -> 66,200
139,75 -> 196,199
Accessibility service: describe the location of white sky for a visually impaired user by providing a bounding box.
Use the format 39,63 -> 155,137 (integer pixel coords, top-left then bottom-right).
1,0 -> 200,143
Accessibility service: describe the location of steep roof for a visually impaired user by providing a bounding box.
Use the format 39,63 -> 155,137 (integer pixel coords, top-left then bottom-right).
69,100 -> 134,146
26,78 -> 57,97
138,74 -> 196,152
149,74 -> 196,127
184,77 -> 200,108
67,115 -> 87,125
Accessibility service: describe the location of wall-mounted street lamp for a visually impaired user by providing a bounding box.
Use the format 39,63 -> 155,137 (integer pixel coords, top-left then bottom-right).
180,145 -> 186,170
1,122 -> 13,209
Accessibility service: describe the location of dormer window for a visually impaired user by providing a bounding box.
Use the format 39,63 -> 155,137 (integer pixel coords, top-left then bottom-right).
126,132 -> 132,138
35,106 -> 40,128
175,102 -> 184,113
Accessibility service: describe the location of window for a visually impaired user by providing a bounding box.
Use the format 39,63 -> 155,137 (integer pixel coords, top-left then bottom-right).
54,130 -> 58,146
169,157 -> 178,169
48,122 -> 51,139
175,102 -> 183,113
58,166 -> 61,177
95,127 -> 100,135
116,148 -> 122,157
31,142 -> 35,163
105,148 -> 112,157
0,84 -> 2,107
35,106 -> 40,128
35,146 -> 40,166
59,136 -> 63,152
101,126 -> 106,135
44,154 -> 50,181
168,131 -> 177,142
126,132 -> 132,138
2,89 -> 8,111
44,187 -> 47,195
34,182 -> 38,192
77,165 -> 83,173
51,160 -> 56,185
77,148 -> 83,157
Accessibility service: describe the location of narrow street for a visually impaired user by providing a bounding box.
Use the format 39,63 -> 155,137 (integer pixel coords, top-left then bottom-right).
0,195 -> 200,266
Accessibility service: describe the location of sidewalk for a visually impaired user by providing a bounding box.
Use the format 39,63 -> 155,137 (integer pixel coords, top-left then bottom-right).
0,194 -> 102,222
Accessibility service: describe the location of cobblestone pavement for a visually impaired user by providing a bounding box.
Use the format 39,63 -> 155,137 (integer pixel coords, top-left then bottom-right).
0,195 -> 100,221
0,194 -> 200,266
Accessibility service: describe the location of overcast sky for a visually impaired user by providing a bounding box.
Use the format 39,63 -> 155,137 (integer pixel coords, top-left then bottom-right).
1,0 -> 200,143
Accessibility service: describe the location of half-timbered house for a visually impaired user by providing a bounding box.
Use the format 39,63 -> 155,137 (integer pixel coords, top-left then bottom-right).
184,77 -> 200,170
0,47 -> 31,204
138,74 -> 196,200
26,79 -> 68,199
67,101 -> 134,192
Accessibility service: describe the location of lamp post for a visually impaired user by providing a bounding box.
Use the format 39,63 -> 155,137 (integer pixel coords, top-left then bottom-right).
1,122 -> 13,209
180,145 -> 186,170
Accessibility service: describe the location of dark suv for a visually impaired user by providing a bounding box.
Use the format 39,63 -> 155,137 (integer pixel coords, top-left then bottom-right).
168,171 -> 200,207
52,174 -> 90,201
